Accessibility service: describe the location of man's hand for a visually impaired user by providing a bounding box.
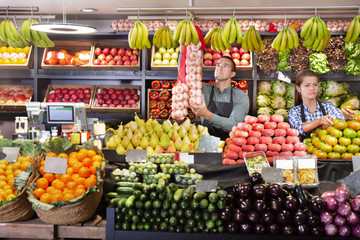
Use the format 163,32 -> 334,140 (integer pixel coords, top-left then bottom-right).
341,109 -> 355,120
189,98 -> 213,121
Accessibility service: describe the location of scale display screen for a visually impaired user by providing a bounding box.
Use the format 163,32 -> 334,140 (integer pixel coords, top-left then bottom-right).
47,105 -> 75,123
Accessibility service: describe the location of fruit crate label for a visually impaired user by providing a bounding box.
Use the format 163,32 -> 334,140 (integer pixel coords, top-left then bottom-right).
44,157 -> 67,175
196,180 -> 218,192
2,147 -> 20,163
126,149 -> 147,163
197,135 -> 220,153
342,171 -> 360,198
275,160 -> 293,170
352,156 -> 360,171
278,71 -> 291,83
297,158 -> 316,169
262,167 -> 283,184
179,153 -> 194,164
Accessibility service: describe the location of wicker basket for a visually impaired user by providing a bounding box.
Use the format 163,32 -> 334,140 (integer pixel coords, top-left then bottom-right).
0,157 -> 37,222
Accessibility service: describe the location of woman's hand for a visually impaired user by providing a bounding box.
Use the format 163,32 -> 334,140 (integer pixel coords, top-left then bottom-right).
318,114 -> 335,128
341,109 -> 355,121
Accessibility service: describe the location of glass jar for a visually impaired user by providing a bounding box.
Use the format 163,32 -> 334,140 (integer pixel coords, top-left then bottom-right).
19,117 -> 28,133
61,132 -> 70,140
15,117 -> 21,133
29,127 -> 38,140
70,131 -> 81,145
93,121 -> 106,135
81,129 -> 91,144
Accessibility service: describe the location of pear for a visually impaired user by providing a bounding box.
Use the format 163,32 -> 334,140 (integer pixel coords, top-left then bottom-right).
172,122 -> 180,131
149,134 -> 159,149
140,136 -> 150,149
126,142 -> 134,150
189,143 -> 196,153
116,124 -> 125,138
106,134 -> 121,149
145,117 -> 153,127
167,128 -> 174,139
156,128 -> 164,139
182,118 -> 191,131
131,134 -> 140,148
155,145 -> 164,153
139,124 -> 146,133
180,142 -> 191,152
135,146 -> 143,150
167,141 -> 176,152
198,125 -> 205,133
154,124 -> 162,135
135,114 -> 145,127
183,135 -> 191,146
172,131 -> 181,143
200,127 -> 210,136
194,140 -> 200,151
151,119 -> 159,128
159,134 -> 170,150
125,121 -> 138,132
146,146 -> 155,155
188,125 -> 199,142
125,129 -> 133,140
121,136 -> 130,148
175,137 -> 183,151
134,129 -> 143,139
116,144 -> 126,154
146,124 -> 154,135
162,119 -> 172,133
178,125 -> 188,139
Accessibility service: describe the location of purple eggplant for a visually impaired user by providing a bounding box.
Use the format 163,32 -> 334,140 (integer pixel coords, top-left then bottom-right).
268,223 -> 280,234
240,222 -> 252,234
262,210 -> 275,224
311,196 -> 326,212
325,197 -> 338,212
334,214 -> 347,226
269,197 -> 283,212
334,184 -> 349,203
324,223 -> 338,236
293,184 -> 308,209
239,198 -> 252,212
306,211 -> 321,227
254,199 -> 267,212
352,224 -> 360,237
225,192 -> 234,205
249,172 -> 264,185
284,195 -> 298,210
254,223 -> 266,234
339,225 -> 351,237
248,210 -> 260,223
347,211 -> 359,225
311,226 -> 325,237
232,183 -> 240,194
350,197 -> 360,213
294,209 -> 306,225
219,206 -> 233,222
297,224 -> 309,235
320,211 -> 333,225
321,191 -> 335,200
225,221 -> 239,234
337,202 -> 352,217
252,184 -> 268,199
233,208 -> 246,223
269,183 -> 282,197
238,183 -> 252,199
277,210 -> 290,224
283,225 -> 295,236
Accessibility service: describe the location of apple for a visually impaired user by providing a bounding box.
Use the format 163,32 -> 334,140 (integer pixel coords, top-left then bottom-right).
162,59 -> 170,65
232,53 -> 241,60
118,48 -> 125,56
123,88 -> 130,95
213,53 -> 222,61
98,54 -> 105,61
169,59 -> 177,65
94,47 -> 102,56
222,50 -> 230,55
120,100 -> 127,106
240,59 -> 249,66
133,94 -> 139,101
16,90 -> 24,95
54,88 -> 61,95
204,53 -> 213,60
159,47 -> 166,54
204,46 -> 213,54
93,59 -> 100,65
103,94 -> 110,100
96,93 -> 103,99
129,89 -> 137,95
84,88 -> 91,94
239,48 -> 248,55
98,99 -> 105,105
124,95 -> 132,101
117,104 -> 123,108
233,58 -> 241,66
124,60 -> 131,65
167,48 -> 175,54
124,104 -> 131,108
49,93 -> 56,100
204,59 -> 213,66
108,88 -> 116,95
154,52 -> 162,60
100,88 -> 107,95
213,59 -> 219,66
110,48 -> 118,56
84,98 -> 90,104
222,53 -> 231,57
153,59 -> 162,65
102,104 -> 109,107
76,88 -> 84,95
116,89 -> 123,95
109,104 -> 116,108
171,52 -> 178,60
122,55 -> 130,61
106,55 -> 113,62
94,104 -> 101,107
163,53 -> 171,60
85,93 -> 91,99
106,99 -> 112,105
8,90 -> 15,95
130,54 -> 137,61
111,94 -> 118,100
241,53 -> 251,61
128,99 -> 135,105
116,60 -> 123,65
54,98 -> 61,102
114,55 -> 121,62
132,104 -> 138,108
62,88 -> 69,95
131,60 -> 138,65
125,49 -> 133,56
118,95 -> 124,101
47,99 -> 54,103
78,93 -> 85,99
100,60 -> 107,65
71,95 -> 78,101
213,50 -> 222,54
231,47 -> 239,54
132,49 -> 139,55
69,88 -> 76,95
108,60 -> 116,65
113,99 -> 120,105
102,48 -> 110,56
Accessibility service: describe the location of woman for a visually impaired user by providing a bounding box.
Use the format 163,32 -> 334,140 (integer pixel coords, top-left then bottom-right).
288,70 -> 354,140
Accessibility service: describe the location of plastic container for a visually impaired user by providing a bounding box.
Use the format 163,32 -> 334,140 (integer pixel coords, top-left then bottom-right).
243,151 -> 270,175
274,156 -> 295,185
294,155 -> 319,187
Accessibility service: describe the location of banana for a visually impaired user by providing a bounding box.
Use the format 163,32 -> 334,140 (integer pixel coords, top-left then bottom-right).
286,28 -> 294,49
242,30 -> 249,51
223,18 -> 232,42
43,36 -> 55,47
247,28 -> 254,52
273,30 -> 283,50
253,28 -> 264,51
204,27 -> 216,44
312,38 -> 320,50
316,18 -> 324,42
345,17 -> 356,42
153,27 -> 163,48
23,19 -> 33,42
21,19 -> 29,40
30,28 -> 41,42
288,27 -> 299,48
235,20 -> 243,44
0,20 -> 7,42
350,17 -> 360,43
229,19 -> 236,43
251,27 -> 260,51
316,38 -> 325,51
309,17 -> 318,43
166,29 -> 172,49
300,16 -> 315,38
217,29 -> 225,51
5,20 -> 15,42
213,31 -> 221,51
9,21 -> 19,41
279,28 -> 288,51
221,28 -> 232,50
178,22 -> 186,45
185,21 -> 191,45
320,19 -> 330,50
141,22 -> 149,48
189,21 -> 199,45
128,23 -> 137,49
136,22 -> 144,49
173,20 -> 184,42
161,28 -> 167,48
304,18 -> 314,41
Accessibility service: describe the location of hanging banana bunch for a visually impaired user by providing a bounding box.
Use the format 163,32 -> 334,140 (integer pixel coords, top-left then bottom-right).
204,26 -> 232,51
242,26 -> 265,52
21,18 -> 55,48
173,19 -> 199,46
128,20 -> 151,49
300,16 -> 330,51
153,26 -> 178,49
0,19 -> 28,48
222,17 -> 243,44
345,15 -> 360,43
271,27 -> 300,51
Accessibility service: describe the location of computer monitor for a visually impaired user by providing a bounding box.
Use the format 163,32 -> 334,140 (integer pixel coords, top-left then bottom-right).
47,105 -> 75,124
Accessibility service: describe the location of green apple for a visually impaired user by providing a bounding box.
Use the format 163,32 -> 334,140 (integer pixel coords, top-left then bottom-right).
171,52 -> 179,60
159,47 -> 166,54
153,59 -> 162,65
169,59 -> 177,66
154,52 -> 162,60
175,47 -> 180,53
167,48 -> 175,54
162,59 -> 170,65
163,53 -> 171,60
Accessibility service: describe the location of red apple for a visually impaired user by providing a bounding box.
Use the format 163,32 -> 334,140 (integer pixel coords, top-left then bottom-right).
108,60 -> 115,65
204,53 -> 212,60
106,55 -> 113,62
102,104 -> 109,107
204,46 -> 213,54
241,53 -> 251,61
71,95 -> 78,101
103,48 -> 110,56
204,59 -> 213,66
93,59 -> 100,65
132,49 -> 139,55
132,94 -> 139,101
94,104 -> 101,107
49,93 -> 56,100
123,88 -> 130,95
109,104 -> 116,108
114,55 -> 121,62
100,60 -> 107,65
103,94 -> 110,100
113,99 -> 120,105
222,50 -> 230,55
94,47 -> 102,56
115,60 -> 123,65
84,88 -> 91,94
63,99 -> 70,102
100,88 -> 107,95
54,98 -> 61,102
85,93 -> 91,99
239,48 -> 248,55
64,94 -> 71,100
98,54 -> 105,61
76,98 -> 82,103
83,98 -> 90,104
129,89 -> 137,95
122,55 -> 130,61
7,90 -> 15,95
240,59 -> 249,66
213,50 -> 222,54
116,89 -> 123,95
124,104 -> 131,108
213,59 -> 219,66
120,100 -> 127,105
76,88 -> 84,95
233,58 -> 241,66
54,88 -> 61,95
131,104 -> 138,108
231,53 -> 241,60
56,93 -> 64,99
118,95 -> 125,101
98,99 -> 105,105
130,54 -> 137,61
96,93 -> 103,99
125,49 -> 133,56
213,53 -> 222,61
128,99 -> 135,105
47,99 -> 54,103
124,60 -> 131,65
130,60 -> 138,65
69,88 -> 76,95
117,104 -> 123,108
78,93 -> 85,99
16,90 -> 24,95
110,48 -> 118,56
125,95 -> 132,101
222,53 -> 231,57
118,48 -> 125,56
231,47 -> 239,54
108,88 -> 115,95
105,99 -> 113,105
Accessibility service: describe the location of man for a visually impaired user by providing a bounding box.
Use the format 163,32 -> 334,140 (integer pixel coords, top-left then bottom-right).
190,56 -> 250,140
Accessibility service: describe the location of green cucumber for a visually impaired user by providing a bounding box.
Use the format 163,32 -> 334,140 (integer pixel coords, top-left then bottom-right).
144,200 -> 152,210
217,199 -> 226,210
165,186 -> 173,202
140,194 -> 148,202
206,220 -> 215,229
110,197 -> 122,206
142,185 -> 151,194
125,195 -> 135,208
135,200 -> 144,209
183,186 -> 195,201
156,184 -> 165,193
152,199 -> 162,209
107,192 -> 119,198
184,209 -> 193,219
174,188 -> 185,202
208,202 -> 217,213
169,216 -> 178,226
133,190 -> 142,199
208,192 -> 219,203
190,199 -> 199,210
116,182 -> 144,190
199,198 -> 209,209
150,192 -> 158,200
194,192 -> 207,201
116,197 -> 127,208
179,200 -> 189,210
169,183 -> 179,192
163,198 -> 170,210
216,189 -> 227,200
116,186 -> 135,195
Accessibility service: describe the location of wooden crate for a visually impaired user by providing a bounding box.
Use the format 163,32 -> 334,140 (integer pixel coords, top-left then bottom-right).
91,85 -> 141,113
0,45 -> 34,69
150,45 -> 178,71
43,84 -> 95,112
41,41 -> 93,70
89,41 -> 140,70
202,51 -> 253,71
0,85 -> 33,112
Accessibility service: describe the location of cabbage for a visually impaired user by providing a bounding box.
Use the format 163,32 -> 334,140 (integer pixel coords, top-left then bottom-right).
318,81 -> 327,98
286,83 -> 295,98
258,81 -> 272,95
271,81 -> 287,96
343,96 -> 360,110
257,95 -> 271,107
271,96 -> 286,110
273,109 -> 288,121
257,107 -> 272,116
322,81 -> 349,98
326,96 -> 342,108
286,97 -> 295,110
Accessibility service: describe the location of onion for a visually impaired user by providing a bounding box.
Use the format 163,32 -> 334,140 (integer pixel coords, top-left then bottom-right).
351,198 -> 360,212
324,224 -> 338,236
339,225 -> 351,237
347,211 -> 359,225
335,184 -> 349,203
334,214 -> 347,226
353,225 -> 360,237
337,202 -> 352,217
321,191 -> 335,200
320,211 -> 333,225
325,197 -> 338,212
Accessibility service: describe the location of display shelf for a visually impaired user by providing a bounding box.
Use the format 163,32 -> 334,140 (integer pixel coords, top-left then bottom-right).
37,69 -> 143,80
0,45 -> 34,70
0,69 -> 34,79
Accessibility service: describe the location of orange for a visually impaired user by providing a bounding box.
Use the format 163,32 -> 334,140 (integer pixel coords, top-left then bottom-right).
50,192 -> 64,203
0,175 -> 6,181
72,174 -> 80,182
13,169 -> 22,177
66,167 -> 74,176
7,179 -> 15,189
46,152 -> 57,157
5,169 -> 13,176
33,188 -> 46,199
6,174 -> 14,181
52,179 -> 65,191
63,188 -> 74,195
55,174 -> 63,180
75,184 -> 86,190
84,177 -> 97,189
92,161 -> 101,169
78,148 -> 89,156
4,188 -> 13,195
40,193 -> 52,204
43,173 -> 55,183
60,174 -> 72,184
75,177 -> 86,186
45,186 -> 55,193
12,59 -> 20,64
92,155 -> 103,162
63,193 -> 75,201
69,152 -> 78,159
51,189 -> 63,195
89,166 -> 97,175
7,47 -> 15,53
20,162 -> 30,171
20,58 -> 27,64
23,46 -> 30,55
74,188 -> 86,198
0,46 -> 7,53
76,152 -> 87,162
67,181 -> 77,190
73,162 -> 84,173
0,160 -> 8,166
82,158 -> 93,168
39,166 -> 45,175
36,178 -> 49,189
3,59 -> 11,64
40,160 -> 46,166
0,180 -> 7,188
6,194 -> 16,201
58,153 -> 69,159
78,167 -> 90,178
68,158 -> 78,167
87,150 -> 97,158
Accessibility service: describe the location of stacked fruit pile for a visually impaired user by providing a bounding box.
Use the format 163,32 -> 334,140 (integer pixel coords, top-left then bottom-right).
0,87 -> 33,104
203,46 -> 251,67
222,115 -> 307,164
152,47 -> 179,66
305,117 -> 360,159
44,50 -> 91,66
33,150 -> 102,204
105,116 -> 210,154
46,87 -> 92,105
93,47 -> 139,66
0,46 -> 30,65
93,87 -> 139,108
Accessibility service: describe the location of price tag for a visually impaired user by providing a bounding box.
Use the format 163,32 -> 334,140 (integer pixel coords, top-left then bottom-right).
195,180 -> 218,192
342,171 -> 360,198
44,157 -> 68,175
262,167 -> 283,184
197,135 -> 220,153
297,158 -> 316,169
2,147 -> 20,163
278,71 -> 291,83
126,149 -> 147,163
275,159 -> 293,169
352,156 -> 360,171
179,153 -> 194,164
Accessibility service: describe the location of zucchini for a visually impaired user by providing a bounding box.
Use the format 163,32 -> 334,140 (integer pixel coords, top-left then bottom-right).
169,216 -> 178,226
183,186 -> 195,201
184,209 -> 193,219
107,192 -> 119,198
179,200 -> 189,210
116,197 -> 127,208
140,193 -> 148,202
169,183 -> 179,192
207,202 -> 216,213
144,200 -> 152,210
142,185 -> 151,194
194,192 -> 207,201
165,186 -> 173,202
216,190 -> 227,200
135,200 -> 144,209
125,195 -> 136,208
110,197 -> 122,206
150,192 -> 158,200
208,192 -> 219,203
116,182 -> 144,190
174,188 -> 185,202
163,198 -> 170,210
190,199 -> 199,210
156,184 -> 165,193
116,187 -> 135,195
152,199 -> 162,209
133,190 -> 142,199
199,198 -> 209,209
217,199 -> 226,210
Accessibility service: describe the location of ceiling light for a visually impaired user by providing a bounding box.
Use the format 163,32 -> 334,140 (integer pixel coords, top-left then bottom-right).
29,23 -> 97,34
79,8 -> 98,13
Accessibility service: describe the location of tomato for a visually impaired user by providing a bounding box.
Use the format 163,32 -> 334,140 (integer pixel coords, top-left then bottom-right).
330,129 -> 343,139
320,134 -> 328,142
341,153 -> 353,159
334,120 -> 348,131
339,137 -> 352,146
321,144 -> 333,153
333,144 -> 347,154
310,132 -> 317,139
355,114 -> 360,123
357,130 -> 360,138
312,137 -> 321,148
344,128 -> 357,139
303,138 -> 312,145
317,151 -> 328,159
348,121 -> 360,131
347,144 -> 360,154
353,138 -> 360,146
328,152 -> 341,159
306,145 -> 315,154
318,129 -> 328,138
324,135 -> 338,146
340,102 -> 353,110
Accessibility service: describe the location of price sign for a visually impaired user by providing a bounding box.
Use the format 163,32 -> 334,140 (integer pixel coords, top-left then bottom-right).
262,167 -> 283,184
352,156 -> 360,171
278,71 -> 291,83
197,135 -> 220,153
2,147 -> 20,163
44,157 -> 68,175
179,153 -> 194,164
196,180 -> 218,192
126,149 -> 147,163
342,171 -> 360,198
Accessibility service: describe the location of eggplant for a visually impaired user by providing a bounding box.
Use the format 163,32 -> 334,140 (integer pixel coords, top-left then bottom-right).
262,210 -> 275,224
249,172 -> 264,185
268,223 -> 280,234
248,210 -> 260,223
240,222 -> 252,234
238,183 -> 252,199
306,210 -> 321,227
269,183 -> 282,197
233,208 -> 246,223
311,196 -> 326,212
239,198 -> 252,212
219,206 -> 233,222
293,209 -> 306,225
225,221 -> 239,234
284,195 -> 298,210
277,210 -> 290,224
252,184 -> 268,199
269,197 -> 283,212
254,199 -> 267,212
293,184 -> 308,209
297,224 -> 309,235
232,183 -> 240,194
283,225 -> 295,236
311,226 -> 325,236
225,192 -> 235,206
254,223 -> 266,234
